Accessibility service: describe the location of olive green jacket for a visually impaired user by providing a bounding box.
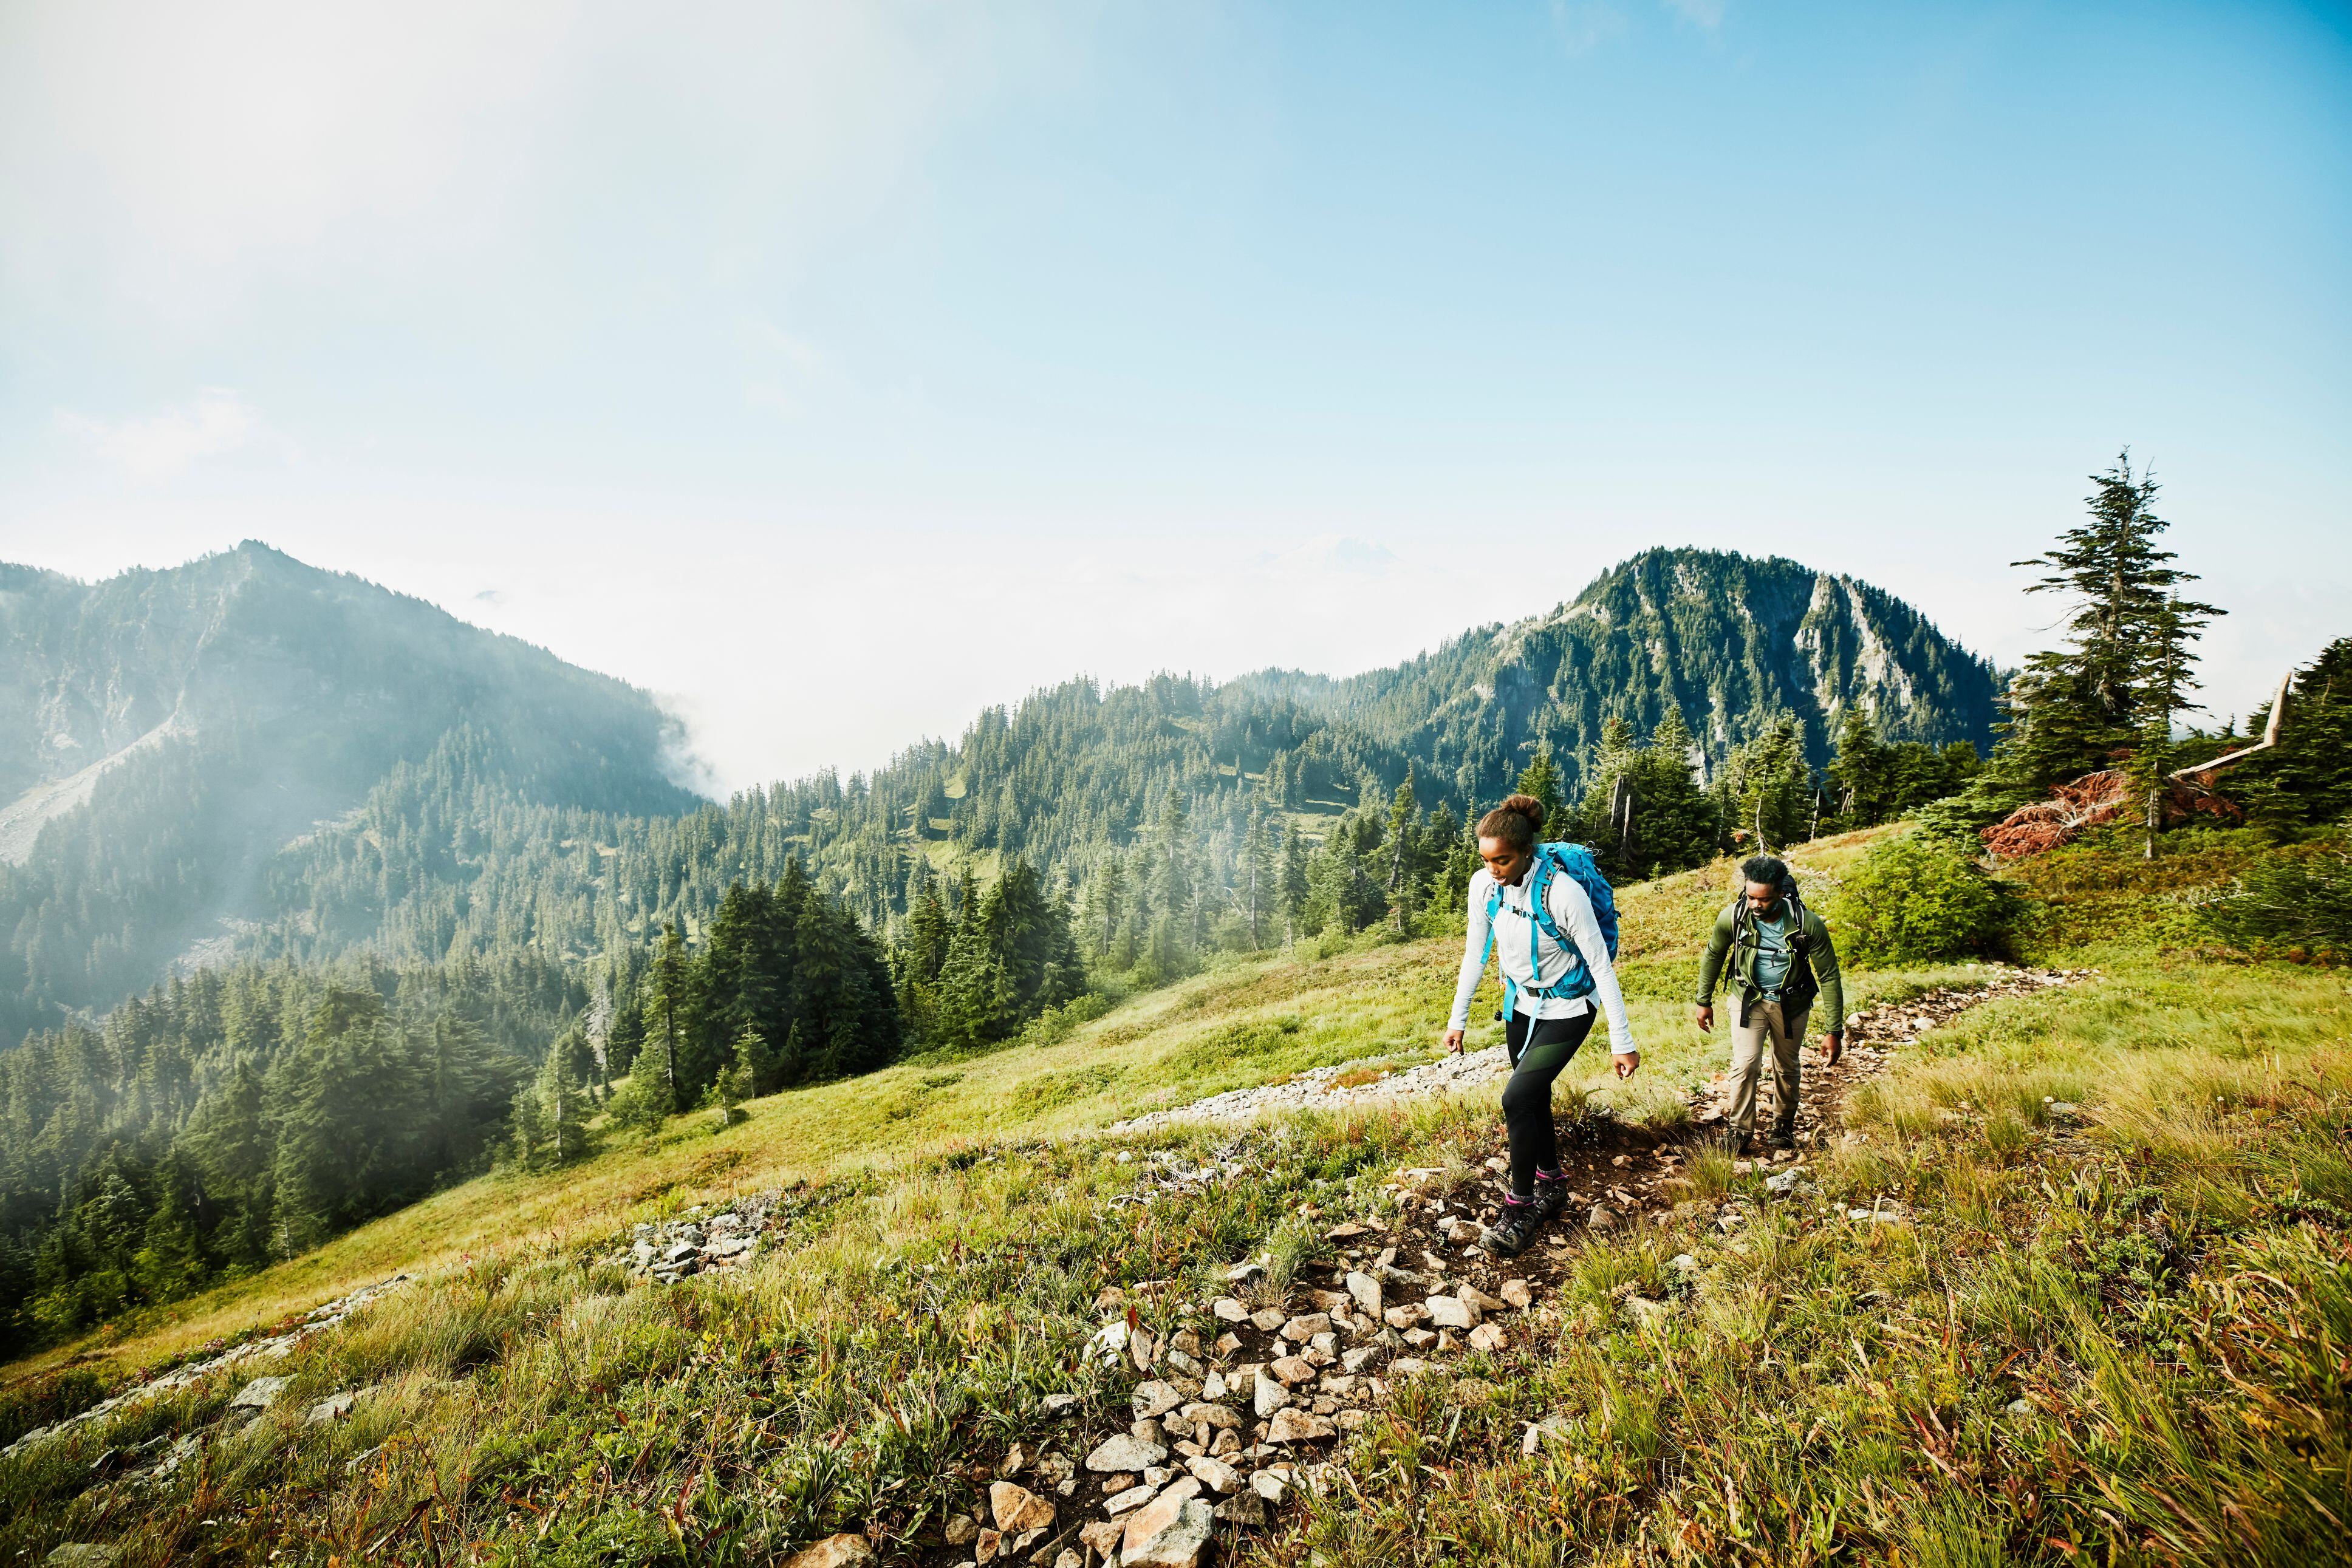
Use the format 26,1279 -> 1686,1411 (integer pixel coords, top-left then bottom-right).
1693,901 -> 1844,1031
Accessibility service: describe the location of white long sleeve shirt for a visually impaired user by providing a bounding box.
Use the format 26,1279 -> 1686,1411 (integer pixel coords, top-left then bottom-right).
1449,863 -> 1635,1054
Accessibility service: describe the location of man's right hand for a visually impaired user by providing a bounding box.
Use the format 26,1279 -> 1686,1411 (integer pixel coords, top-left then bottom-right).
1694,1004 -> 1714,1033
1442,1028 -> 1466,1055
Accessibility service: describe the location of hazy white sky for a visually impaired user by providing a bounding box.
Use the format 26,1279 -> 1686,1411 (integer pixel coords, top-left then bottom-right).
3,1 -> 2346,794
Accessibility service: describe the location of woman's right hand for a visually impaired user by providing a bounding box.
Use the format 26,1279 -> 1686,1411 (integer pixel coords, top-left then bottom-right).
1442,1028 -> 1466,1055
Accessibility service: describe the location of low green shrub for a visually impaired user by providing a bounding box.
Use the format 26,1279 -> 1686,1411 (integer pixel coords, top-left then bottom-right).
1832,832 -> 2017,967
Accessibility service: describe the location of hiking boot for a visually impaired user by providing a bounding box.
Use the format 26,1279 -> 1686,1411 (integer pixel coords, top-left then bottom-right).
1485,1202 -> 1543,1258
1723,1129 -> 1757,1158
1529,1177 -> 1571,1224
1767,1122 -> 1796,1153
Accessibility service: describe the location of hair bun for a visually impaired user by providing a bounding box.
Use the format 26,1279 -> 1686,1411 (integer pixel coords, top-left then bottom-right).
1499,793 -> 1547,828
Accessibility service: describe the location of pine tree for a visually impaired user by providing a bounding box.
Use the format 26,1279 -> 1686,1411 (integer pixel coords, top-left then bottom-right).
642,923 -> 689,1110
1718,717 -> 1813,853
1279,827 -> 1310,946
1383,772 -> 1421,930
1827,707 -> 1895,827
2241,638 -> 2352,825
1240,809 -> 1274,948
2000,454 -> 2225,793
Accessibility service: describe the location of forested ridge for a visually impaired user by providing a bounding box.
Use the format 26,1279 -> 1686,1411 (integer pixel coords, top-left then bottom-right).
0,540 -> 2014,1354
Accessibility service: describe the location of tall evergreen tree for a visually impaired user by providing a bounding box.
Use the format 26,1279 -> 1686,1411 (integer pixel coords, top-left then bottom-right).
2000,454 -> 2225,793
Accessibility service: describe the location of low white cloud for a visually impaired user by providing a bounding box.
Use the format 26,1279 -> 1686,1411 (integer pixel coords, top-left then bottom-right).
1550,0 -> 1627,54
54,389 -> 287,480
1660,0 -> 1728,31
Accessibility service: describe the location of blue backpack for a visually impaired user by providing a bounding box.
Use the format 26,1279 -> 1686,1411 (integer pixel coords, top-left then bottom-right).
1481,842 -> 1621,1017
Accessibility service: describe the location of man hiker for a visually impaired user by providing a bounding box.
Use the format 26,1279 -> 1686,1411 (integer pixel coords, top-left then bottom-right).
1692,854 -> 1843,1156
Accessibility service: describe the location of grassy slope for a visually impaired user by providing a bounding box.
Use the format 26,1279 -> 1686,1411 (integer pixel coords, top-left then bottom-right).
7,828 -> 2349,1566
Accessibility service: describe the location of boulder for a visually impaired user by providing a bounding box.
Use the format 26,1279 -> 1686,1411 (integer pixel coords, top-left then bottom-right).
989,1481 -> 1055,1534
1121,1490 -> 1212,1568
1085,1434 -> 1167,1473
782,1535 -> 873,1568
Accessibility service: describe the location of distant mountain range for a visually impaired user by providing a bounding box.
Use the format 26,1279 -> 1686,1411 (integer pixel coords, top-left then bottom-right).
0,542 -> 1998,1048
0,543 -> 700,1045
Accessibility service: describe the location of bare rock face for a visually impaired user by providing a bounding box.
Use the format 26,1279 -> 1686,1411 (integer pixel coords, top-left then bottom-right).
781,1535 -> 873,1568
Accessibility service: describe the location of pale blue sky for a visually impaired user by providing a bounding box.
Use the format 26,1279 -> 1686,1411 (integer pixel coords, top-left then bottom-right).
2,1 -> 2346,791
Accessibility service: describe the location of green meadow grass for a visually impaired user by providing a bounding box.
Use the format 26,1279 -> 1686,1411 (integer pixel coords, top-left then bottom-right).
7,832 -> 2347,1566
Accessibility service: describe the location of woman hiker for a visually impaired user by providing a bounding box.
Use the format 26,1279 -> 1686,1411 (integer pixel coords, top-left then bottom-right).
1441,794 -> 1639,1258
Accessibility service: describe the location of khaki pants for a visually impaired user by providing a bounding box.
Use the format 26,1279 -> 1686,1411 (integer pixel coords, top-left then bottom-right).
1728,999 -> 1807,1137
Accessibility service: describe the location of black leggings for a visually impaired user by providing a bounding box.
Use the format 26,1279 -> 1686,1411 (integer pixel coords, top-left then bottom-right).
1501,1010 -> 1595,1198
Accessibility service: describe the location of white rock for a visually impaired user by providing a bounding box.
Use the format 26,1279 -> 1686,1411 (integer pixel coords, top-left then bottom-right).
228,1375 -> 292,1413
1121,1494 -> 1214,1567
1131,1380 -> 1183,1420
304,1391 -> 358,1425
1425,1296 -> 1475,1330
1086,1434 -> 1168,1473
1253,1366 -> 1291,1417
1186,1454 -> 1241,1493
1103,1483 -> 1161,1517
1345,1272 -> 1383,1316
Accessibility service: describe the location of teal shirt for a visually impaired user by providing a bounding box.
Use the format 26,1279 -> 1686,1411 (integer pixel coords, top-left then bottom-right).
1751,910 -> 1795,998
